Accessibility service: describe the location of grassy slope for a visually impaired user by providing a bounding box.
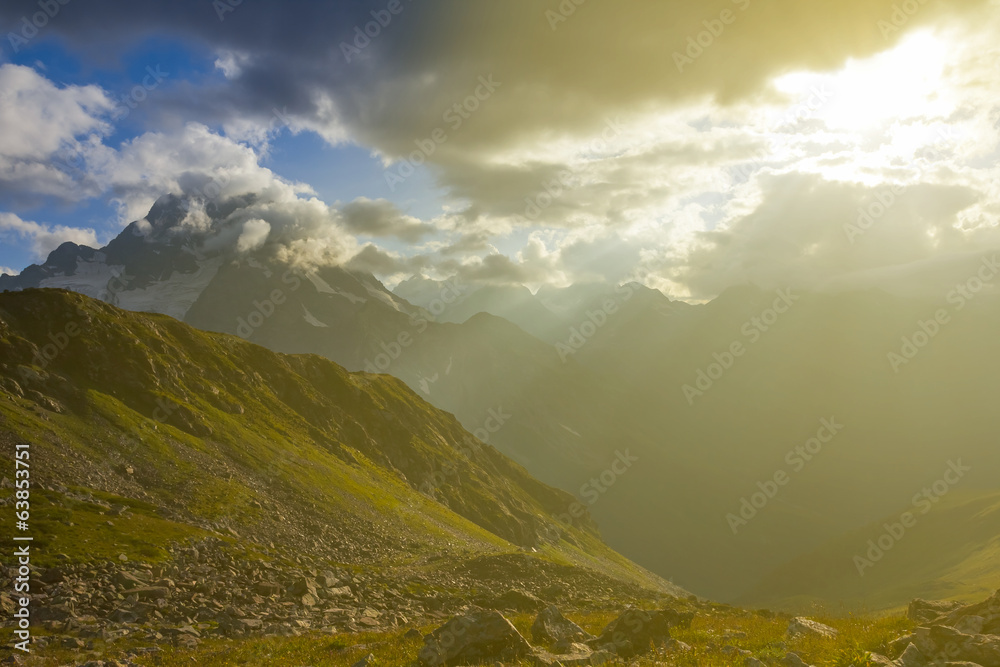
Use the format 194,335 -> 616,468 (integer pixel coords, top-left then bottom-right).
26,602 -> 914,666
739,489 -> 1000,613
0,288 -> 677,594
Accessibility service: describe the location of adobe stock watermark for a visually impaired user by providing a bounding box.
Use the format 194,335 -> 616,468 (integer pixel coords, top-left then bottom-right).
726,417 -> 844,534
854,459 -> 970,576
339,0 -> 413,62
877,0 -> 934,40
544,0 -> 587,31
16,320 -> 81,384
673,0 -> 752,74
213,0 -> 243,22
887,255 -> 1000,373
542,449 -> 639,542
53,66 -> 170,177
519,116 -> 624,223
918,595 -> 1000,666
729,85 -> 832,183
6,0 -> 71,54
419,615 -> 476,666
555,284 -> 636,362
363,278 -> 464,374
844,130 -> 953,244
417,409 -> 508,497
384,75 -> 501,192
111,66 -> 169,121
235,265 -> 309,339
682,288 -> 798,405
470,405 -> 510,445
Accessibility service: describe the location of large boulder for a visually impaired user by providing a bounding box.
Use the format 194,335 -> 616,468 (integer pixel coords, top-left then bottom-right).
531,606 -> 592,645
942,589 -> 1000,633
781,652 -> 814,667
418,607 -> 532,666
289,577 -> 318,598
895,643 -> 926,667
912,624 -> 1000,666
787,617 -> 838,640
590,608 -> 674,657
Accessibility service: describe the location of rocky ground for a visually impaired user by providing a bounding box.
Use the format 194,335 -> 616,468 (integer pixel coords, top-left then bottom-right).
4,533 -> 998,667
0,534 -> 672,665
408,589 -> 1000,667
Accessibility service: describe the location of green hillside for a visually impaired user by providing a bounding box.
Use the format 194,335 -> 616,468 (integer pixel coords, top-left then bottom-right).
0,288 -> 682,607
739,489 -> 1000,613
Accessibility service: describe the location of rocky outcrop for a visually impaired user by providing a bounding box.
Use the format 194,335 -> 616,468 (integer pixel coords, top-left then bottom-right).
588,608 -> 678,657
418,608 -> 532,666
416,603 -> 699,665
531,605 -> 592,645
887,589 -> 1000,666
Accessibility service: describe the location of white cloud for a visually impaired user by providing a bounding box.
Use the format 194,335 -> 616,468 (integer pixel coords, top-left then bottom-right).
92,122 -> 314,224
236,218 -> 271,253
0,64 -> 113,200
0,212 -> 99,260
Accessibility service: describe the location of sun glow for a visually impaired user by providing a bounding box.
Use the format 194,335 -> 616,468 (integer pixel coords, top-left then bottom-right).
774,31 -> 952,133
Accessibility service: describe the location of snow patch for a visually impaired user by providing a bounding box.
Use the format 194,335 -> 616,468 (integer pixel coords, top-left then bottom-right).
305,271 -> 367,304
39,256 -> 223,321
302,305 -> 329,328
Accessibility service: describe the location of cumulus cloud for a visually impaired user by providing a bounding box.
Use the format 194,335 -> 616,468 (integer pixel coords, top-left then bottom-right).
346,244 -> 431,278
236,218 -> 271,253
0,212 -> 99,260
339,197 -> 435,242
0,64 -> 113,201
3,1 -> 1000,298
674,172 -> 987,299
94,122 -> 314,224
5,0 -> 986,194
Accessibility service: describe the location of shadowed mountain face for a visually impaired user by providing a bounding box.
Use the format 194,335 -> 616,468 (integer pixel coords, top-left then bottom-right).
4,195 -> 1000,607
0,195 -> 629,491
0,288 -> 682,601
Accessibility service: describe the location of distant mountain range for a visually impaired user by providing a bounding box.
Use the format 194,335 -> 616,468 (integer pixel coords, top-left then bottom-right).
3,193 -> 999,609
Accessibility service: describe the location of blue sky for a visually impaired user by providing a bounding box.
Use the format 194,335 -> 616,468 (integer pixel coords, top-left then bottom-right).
1,0 -> 998,299
0,32 -> 447,271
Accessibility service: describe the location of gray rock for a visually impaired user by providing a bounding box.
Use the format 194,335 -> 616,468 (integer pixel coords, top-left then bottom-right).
491,589 -> 545,612
955,615 -> 986,635
530,644 -> 605,667
531,605 -> 591,645
896,643 -> 927,667
120,586 -> 170,601
909,599 -> 965,624
290,577 -> 318,597
589,608 -> 675,657
787,617 -> 838,640
351,653 -> 375,667
254,582 -> 281,597
913,625 -> 1000,665
418,608 -> 532,667
328,586 -> 354,598
782,652 -> 813,667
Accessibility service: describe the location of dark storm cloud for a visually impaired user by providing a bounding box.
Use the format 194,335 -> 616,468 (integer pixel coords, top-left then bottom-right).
4,0 -> 988,164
